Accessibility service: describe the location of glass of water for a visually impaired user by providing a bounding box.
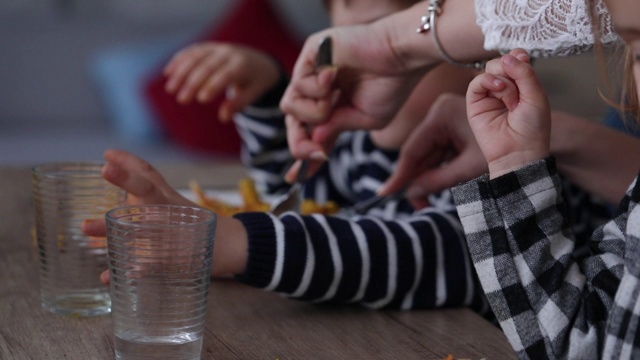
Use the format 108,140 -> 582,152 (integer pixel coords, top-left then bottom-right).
106,204 -> 216,360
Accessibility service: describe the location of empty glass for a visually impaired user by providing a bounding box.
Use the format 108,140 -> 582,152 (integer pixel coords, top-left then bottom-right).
32,161 -> 126,317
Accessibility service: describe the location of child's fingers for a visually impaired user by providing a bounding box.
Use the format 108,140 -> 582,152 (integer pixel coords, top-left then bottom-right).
165,49 -> 207,94
467,73 -> 520,112
218,84 -> 270,122
508,48 -> 531,64
501,54 -> 548,107
195,64 -> 232,104
467,73 -> 507,103
100,270 -> 110,285
102,150 -> 170,203
500,54 -> 547,106
485,49 -> 530,75
177,54 -> 228,104
81,219 -> 107,237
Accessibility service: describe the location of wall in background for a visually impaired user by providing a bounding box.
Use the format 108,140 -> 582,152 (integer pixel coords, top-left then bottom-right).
0,0 -> 329,129
0,1 -> 611,165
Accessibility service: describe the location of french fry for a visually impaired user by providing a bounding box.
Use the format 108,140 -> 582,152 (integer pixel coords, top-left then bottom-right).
189,180 -> 240,216
191,179 -> 340,216
301,199 -> 340,215
238,178 -> 271,212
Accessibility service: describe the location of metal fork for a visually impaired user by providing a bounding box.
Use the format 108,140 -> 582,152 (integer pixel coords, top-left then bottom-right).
339,190 -> 406,217
271,36 -> 333,216
270,160 -> 309,216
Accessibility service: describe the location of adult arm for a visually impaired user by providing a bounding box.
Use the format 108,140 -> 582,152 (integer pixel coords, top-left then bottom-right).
380,94 -> 640,206
281,0 -> 614,163
551,111 -> 640,204
280,0 -> 492,162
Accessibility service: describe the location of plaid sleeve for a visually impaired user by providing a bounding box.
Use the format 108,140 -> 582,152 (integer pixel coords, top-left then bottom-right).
602,176 -> 640,358
452,158 -> 628,359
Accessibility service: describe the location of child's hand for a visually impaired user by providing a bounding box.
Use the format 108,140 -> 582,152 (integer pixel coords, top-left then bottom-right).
465,49 -> 551,178
82,149 -> 198,238
164,42 -> 281,121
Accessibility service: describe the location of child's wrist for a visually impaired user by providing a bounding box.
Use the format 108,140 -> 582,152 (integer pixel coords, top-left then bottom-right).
252,58 -> 289,108
488,149 -> 550,179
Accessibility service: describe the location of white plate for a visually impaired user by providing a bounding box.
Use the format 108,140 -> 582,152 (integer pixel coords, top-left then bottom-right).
179,188 -> 278,207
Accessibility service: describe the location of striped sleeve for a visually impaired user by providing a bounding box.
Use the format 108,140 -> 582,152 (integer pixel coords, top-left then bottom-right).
233,208 -> 489,314
233,107 -> 292,196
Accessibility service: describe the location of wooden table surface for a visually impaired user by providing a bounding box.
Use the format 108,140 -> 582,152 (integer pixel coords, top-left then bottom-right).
0,164 -> 516,360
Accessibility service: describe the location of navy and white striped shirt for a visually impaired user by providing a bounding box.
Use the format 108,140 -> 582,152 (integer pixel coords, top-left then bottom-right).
231,99 -> 609,316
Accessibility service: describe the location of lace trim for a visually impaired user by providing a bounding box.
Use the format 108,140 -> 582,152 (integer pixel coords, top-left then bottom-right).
476,0 -> 619,57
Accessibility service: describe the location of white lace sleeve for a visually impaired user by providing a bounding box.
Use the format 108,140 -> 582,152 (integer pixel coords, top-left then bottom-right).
475,0 -> 618,57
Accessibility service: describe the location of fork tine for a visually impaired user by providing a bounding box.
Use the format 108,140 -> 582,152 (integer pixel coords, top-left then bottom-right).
345,190 -> 406,216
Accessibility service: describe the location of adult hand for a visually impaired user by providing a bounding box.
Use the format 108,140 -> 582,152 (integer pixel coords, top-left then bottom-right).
379,93 -> 487,209
164,42 -> 281,121
280,0 -> 491,163
280,25 -> 433,162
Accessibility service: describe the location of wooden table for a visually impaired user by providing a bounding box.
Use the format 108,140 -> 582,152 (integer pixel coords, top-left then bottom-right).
0,164 -> 516,359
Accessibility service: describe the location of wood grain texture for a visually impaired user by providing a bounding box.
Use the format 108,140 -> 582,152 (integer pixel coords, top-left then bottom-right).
0,165 -> 516,360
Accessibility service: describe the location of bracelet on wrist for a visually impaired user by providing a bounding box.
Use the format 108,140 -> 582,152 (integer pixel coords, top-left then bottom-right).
417,0 -> 486,70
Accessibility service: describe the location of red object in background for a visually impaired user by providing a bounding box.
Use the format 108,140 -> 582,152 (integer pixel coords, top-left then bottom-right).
145,0 -> 302,156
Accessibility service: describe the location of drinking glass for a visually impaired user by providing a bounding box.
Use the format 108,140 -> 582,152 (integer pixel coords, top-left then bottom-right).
32,161 -> 126,317
106,204 -> 216,360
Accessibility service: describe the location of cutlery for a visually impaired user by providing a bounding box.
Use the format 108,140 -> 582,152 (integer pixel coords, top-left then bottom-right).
339,190 -> 406,217
271,36 -> 333,216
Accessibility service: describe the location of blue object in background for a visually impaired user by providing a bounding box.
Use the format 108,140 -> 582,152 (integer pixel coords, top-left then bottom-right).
89,32 -> 194,143
603,106 -> 640,137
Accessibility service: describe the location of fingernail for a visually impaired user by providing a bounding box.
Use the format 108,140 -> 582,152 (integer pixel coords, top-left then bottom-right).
100,271 -> 109,285
102,164 -> 119,181
225,85 -> 236,100
80,220 -> 91,233
284,171 -> 295,184
197,91 -> 210,103
515,53 -> 529,62
165,80 -> 175,93
502,54 -> 517,66
310,151 -> 327,160
377,183 -> 389,196
219,108 -> 230,122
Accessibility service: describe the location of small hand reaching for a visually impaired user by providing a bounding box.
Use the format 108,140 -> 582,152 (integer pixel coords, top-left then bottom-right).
81,149 -> 197,283
164,42 -> 282,121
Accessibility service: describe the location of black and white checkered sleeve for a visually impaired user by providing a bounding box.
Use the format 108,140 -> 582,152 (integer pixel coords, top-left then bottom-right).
452,158 -> 627,359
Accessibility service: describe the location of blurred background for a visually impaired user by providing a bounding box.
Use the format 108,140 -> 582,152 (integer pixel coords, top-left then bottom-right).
0,0 -> 609,166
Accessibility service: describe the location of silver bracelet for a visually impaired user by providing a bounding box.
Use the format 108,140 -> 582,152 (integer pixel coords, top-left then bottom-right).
417,0 -> 486,70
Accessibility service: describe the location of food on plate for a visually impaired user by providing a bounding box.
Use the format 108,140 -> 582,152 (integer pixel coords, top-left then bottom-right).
189,179 -> 340,216
301,199 -> 340,215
